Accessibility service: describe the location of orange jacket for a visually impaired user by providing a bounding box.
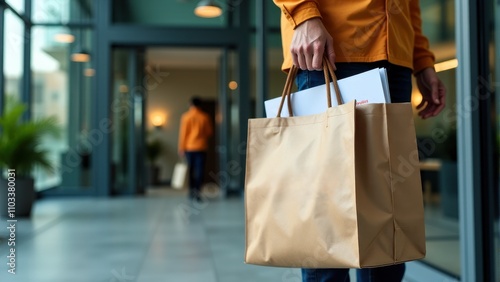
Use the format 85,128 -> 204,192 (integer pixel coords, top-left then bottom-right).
273,0 -> 435,74
178,107 -> 213,152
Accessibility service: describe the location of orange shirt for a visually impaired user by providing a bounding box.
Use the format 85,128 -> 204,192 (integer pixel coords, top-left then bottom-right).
273,0 -> 435,74
178,107 -> 213,152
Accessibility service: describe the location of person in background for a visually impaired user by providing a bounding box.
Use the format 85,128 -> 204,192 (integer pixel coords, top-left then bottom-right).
178,97 -> 213,202
272,0 -> 447,281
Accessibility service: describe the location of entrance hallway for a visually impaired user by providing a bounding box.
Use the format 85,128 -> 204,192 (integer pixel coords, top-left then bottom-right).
0,189 -> 299,282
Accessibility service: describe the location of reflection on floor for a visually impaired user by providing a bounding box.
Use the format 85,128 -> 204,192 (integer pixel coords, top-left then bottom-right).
422,204 -> 460,277
0,187 -> 458,282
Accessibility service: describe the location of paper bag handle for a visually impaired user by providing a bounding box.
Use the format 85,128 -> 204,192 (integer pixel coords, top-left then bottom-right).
325,59 -> 343,107
276,58 -> 343,117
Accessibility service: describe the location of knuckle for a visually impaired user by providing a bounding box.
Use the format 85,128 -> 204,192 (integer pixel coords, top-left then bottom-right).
313,41 -> 323,50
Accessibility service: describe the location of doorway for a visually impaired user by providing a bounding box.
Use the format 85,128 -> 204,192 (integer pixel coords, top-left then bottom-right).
110,46 -> 237,196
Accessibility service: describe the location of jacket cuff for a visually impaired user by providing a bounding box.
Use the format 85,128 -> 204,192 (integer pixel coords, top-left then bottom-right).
413,56 -> 435,75
281,2 -> 322,29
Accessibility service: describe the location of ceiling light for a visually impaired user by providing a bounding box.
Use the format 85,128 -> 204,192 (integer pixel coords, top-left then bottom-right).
194,0 -> 222,18
228,81 -> 238,90
84,68 -> 95,77
71,49 -> 90,62
54,33 -> 75,43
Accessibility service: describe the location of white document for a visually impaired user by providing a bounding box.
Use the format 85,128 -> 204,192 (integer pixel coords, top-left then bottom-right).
265,68 -> 391,118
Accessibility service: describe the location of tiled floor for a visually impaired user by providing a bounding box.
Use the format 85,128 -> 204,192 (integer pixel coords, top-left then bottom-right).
0,188 -> 301,282
420,205 -> 460,276
0,187 -> 457,282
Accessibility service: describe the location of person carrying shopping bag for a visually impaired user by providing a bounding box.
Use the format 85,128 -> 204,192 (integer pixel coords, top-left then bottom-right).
272,1 -> 446,281
178,97 -> 213,203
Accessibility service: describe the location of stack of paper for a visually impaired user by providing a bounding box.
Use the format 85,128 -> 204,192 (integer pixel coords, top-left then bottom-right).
265,68 -> 391,118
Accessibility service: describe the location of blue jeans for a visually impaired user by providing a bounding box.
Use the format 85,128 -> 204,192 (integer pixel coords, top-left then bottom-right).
185,151 -> 206,200
296,61 -> 411,282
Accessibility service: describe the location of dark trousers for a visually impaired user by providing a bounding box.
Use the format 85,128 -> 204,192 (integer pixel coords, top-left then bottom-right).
301,264 -> 406,282
185,151 -> 206,200
296,61 -> 412,103
297,61 -> 412,282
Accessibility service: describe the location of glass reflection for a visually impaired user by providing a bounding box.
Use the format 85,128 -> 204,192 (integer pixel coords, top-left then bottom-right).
6,0 -> 25,14
31,27 -> 93,191
492,1 -> 500,280
32,0 -> 94,23
3,9 -> 24,103
415,0 -> 460,277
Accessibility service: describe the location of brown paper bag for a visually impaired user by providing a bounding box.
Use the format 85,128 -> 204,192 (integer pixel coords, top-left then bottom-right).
244,62 -> 425,268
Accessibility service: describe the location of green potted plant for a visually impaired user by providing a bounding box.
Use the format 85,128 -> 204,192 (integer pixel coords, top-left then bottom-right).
0,101 -> 60,217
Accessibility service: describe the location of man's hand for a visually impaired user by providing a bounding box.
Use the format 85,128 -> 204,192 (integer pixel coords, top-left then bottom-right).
290,18 -> 336,71
178,150 -> 185,159
415,67 -> 446,119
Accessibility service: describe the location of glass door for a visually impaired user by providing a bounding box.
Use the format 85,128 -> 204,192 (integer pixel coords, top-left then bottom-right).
111,48 -> 146,195
414,0 -> 460,278
406,0 -> 462,280
216,49 -> 230,196
490,1 -> 500,280
216,48 -> 244,197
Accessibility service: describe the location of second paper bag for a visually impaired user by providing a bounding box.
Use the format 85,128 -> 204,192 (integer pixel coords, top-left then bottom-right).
244,65 -> 425,268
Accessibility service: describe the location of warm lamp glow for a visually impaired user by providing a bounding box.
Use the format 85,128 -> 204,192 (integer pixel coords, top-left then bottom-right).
71,51 -> 90,62
411,90 -> 423,108
194,0 -> 222,18
434,59 -> 458,73
84,68 -> 95,77
151,114 -> 166,128
228,81 -> 238,90
119,85 -> 129,93
54,33 -> 75,43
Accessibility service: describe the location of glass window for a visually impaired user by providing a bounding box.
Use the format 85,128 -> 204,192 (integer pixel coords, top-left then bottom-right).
31,26 -> 94,191
414,0 -> 459,277
32,0 -> 94,23
249,0 -> 281,29
6,0 -> 25,14
112,0 -> 226,27
3,9 -> 24,103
